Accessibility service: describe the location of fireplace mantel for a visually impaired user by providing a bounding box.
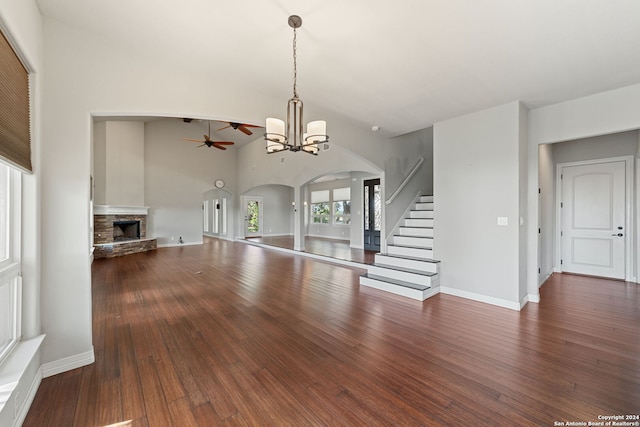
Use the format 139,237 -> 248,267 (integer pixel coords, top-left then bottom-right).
94,205 -> 150,215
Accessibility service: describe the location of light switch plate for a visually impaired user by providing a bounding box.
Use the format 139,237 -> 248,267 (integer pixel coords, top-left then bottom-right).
497,217 -> 508,226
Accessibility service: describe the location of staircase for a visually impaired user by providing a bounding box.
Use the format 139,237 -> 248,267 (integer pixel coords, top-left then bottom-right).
360,195 -> 440,301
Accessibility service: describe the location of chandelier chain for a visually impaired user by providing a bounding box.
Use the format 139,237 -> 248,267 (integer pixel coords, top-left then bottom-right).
292,26 -> 298,99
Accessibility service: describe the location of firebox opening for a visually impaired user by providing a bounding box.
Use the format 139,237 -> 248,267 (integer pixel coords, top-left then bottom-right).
113,220 -> 140,241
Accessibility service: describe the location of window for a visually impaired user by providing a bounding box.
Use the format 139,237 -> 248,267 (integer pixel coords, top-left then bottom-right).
0,162 -> 21,364
333,187 -> 351,225
311,190 -> 330,224
203,201 -> 209,232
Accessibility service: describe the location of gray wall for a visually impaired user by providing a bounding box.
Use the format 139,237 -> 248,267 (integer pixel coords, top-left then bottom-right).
144,119 -> 238,246
434,101 -> 525,307
243,184 -> 294,236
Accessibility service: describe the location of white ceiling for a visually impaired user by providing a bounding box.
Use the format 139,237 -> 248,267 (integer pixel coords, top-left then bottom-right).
36,0 -> 640,136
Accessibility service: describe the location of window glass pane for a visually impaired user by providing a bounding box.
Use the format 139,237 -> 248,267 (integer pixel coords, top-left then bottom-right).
247,200 -> 259,233
333,187 -> 350,201
374,184 -> 381,231
311,190 -> 330,203
221,198 -> 227,234
364,190 -> 369,231
0,164 -> 8,262
203,201 -> 209,232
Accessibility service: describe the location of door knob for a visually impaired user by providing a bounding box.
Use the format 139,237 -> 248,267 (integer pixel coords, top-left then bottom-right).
612,233 -> 623,237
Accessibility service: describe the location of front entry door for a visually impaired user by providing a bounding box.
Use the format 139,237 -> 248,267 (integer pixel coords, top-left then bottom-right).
363,179 -> 381,251
244,197 -> 263,238
560,160 -> 626,279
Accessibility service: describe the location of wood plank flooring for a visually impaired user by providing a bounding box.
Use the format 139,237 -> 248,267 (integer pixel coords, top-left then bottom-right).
244,236 -> 376,265
24,238 -> 640,426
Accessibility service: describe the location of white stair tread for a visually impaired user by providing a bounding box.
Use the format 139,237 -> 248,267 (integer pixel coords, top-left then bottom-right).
377,253 -> 440,264
361,274 -> 431,291
394,233 -> 433,238
388,243 -> 433,250
372,263 -> 437,277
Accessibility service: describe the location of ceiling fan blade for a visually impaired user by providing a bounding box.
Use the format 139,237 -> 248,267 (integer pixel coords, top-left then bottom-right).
213,141 -> 234,145
213,144 -> 227,150
198,143 -> 206,148
184,138 -> 205,143
204,135 -> 212,142
216,124 -> 232,131
237,125 -> 253,135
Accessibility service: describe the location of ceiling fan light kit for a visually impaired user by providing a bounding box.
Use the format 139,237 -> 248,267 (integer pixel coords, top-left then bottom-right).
265,15 -> 328,156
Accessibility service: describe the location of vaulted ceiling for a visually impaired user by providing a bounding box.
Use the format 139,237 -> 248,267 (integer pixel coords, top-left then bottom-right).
36,0 -> 640,136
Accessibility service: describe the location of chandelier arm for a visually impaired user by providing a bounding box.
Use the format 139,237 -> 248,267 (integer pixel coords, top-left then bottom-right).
293,26 -> 298,99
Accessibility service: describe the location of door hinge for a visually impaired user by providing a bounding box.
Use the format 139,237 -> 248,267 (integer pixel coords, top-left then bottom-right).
538,188 -> 541,194
561,174 -> 563,179
538,228 -> 541,234
560,202 -> 563,208
538,268 -> 541,274
561,259 -> 563,265
560,231 -> 563,236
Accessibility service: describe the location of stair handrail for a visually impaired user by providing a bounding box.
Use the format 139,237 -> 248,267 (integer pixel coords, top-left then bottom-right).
385,157 -> 424,205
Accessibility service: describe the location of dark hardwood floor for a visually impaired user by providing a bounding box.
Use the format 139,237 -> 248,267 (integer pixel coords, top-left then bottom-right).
244,235 -> 376,265
24,238 -> 640,426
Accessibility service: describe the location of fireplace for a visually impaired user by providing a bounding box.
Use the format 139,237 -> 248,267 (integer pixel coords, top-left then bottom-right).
113,220 -> 140,241
93,206 -> 156,258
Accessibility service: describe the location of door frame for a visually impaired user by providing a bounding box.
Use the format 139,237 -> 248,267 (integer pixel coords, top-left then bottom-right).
555,156 -> 634,282
242,196 -> 264,238
363,178 -> 382,251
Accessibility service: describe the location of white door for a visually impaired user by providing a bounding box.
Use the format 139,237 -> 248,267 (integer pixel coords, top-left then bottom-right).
244,197 -> 263,237
560,160 -> 626,279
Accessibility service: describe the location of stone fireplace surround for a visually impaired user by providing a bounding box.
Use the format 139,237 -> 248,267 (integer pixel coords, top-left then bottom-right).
93,206 -> 157,258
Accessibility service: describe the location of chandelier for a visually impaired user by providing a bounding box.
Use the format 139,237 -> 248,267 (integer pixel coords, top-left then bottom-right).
265,15 -> 328,155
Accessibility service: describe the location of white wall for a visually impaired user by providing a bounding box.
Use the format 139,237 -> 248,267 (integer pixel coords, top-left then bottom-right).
434,101 -> 525,308
552,130 -> 638,164
144,119 -> 238,246
104,121 -> 145,206
384,127 -> 434,236
243,185 -> 294,236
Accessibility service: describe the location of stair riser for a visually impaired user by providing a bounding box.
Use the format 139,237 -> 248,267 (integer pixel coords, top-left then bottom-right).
398,227 -> 433,237
404,218 -> 433,227
368,266 -> 435,286
387,245 -> 433,259
419,196 -> 434,203
393,236 -> 433,248
407,212 -> 433,220
415,202 -> 434,210
375,255 -> 440,274
360,276 -> 439,301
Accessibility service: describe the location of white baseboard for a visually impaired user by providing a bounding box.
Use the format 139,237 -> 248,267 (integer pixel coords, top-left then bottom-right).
440,287 -> 522,311
525,293 -> 540,304
41,347 -> 94,378
157,241 -> 202,248
14,365 -> 42,427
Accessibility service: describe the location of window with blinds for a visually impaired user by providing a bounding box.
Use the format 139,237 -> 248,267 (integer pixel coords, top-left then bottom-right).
0,30 -> 31,172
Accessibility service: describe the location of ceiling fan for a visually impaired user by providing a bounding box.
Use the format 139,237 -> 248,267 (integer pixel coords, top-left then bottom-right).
183,121 -> 235,150
217,121 -> 262,136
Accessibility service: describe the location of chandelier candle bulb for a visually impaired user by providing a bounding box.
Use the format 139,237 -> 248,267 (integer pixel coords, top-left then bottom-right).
266,118 -> 286,152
